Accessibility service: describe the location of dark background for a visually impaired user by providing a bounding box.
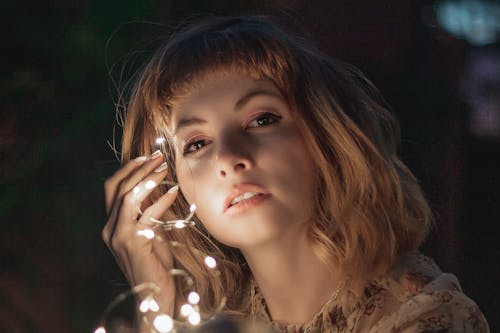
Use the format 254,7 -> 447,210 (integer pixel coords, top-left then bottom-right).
1,1 -> 499,332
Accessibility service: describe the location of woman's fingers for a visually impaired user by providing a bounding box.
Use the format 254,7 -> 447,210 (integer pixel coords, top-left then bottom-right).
108,185 -> 179,283
104,156 -> 148,215
104,150 -> 164,215
116,151 -> 165,203
103,157 -> 171,248
138,185 -> 179,227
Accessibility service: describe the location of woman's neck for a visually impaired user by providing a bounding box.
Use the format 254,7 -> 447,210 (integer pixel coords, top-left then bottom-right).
241,228 -> 342,325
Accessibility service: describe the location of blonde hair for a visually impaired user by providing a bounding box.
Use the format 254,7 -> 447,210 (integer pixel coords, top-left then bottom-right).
118,16 -> 433,315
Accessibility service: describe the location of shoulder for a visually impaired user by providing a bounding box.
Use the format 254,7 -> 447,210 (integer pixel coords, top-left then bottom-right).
361,252 -> 490,333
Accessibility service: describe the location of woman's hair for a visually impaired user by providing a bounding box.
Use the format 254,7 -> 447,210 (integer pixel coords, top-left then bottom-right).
119,15 -> 433,316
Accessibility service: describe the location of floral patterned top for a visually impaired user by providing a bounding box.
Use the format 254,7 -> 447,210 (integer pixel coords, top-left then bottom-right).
250,252 -> 490,332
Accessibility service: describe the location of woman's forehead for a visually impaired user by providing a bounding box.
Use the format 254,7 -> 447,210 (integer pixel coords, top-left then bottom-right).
169,72 -> 280,114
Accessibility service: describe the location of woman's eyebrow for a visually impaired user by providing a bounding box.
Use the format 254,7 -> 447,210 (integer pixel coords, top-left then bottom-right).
173,89 -> 282,135
173,117 -> 206,136
234,89 -> 282,111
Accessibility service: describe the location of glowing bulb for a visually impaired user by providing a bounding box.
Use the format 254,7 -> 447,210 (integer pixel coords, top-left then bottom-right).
188,311 -> 201,325
149,298 -> 159,312
204,256 -> 217,269
175,221 -> 185,229
137,229 -> 155,239
187,291 -> 200,304
139,296 -> 160,312
189,204 -> 196,212
153,314 -> 173,333
139,299 -> 149,313
180,303 -> 194,317
94,327 -> 106,333
145,180 -> 157,190
156,137 -> 166,144
133,186 -> 140,195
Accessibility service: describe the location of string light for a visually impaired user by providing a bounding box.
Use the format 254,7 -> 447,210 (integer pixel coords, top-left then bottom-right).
96,184 -> 226,333
174,221 -> 186,229
148,202 -> 196,230
153,314 -> 174,333
96,146 -> 226,333
204,256 -> 217,269
156,137 -> 166,145
145,180 -> 157,190
187,291 -> 200,304
188,312 -> 201,326
139,296 -> 160,313
180,304 -> 194,317
137,229 -> 155,239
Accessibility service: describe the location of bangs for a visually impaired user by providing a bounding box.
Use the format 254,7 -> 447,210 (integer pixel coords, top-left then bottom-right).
142,17 -> 299,123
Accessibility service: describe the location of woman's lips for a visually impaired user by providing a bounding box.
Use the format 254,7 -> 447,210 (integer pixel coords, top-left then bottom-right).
222,183 -> 267,213
224,193 -> 271,216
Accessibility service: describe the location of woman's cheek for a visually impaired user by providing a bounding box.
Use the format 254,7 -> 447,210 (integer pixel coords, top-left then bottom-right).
177,159 -> 211,204
176,162 -> 196,204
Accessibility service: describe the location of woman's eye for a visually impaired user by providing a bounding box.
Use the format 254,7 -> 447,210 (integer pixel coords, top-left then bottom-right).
247,113 -> 282,128
183,139 -> 209,155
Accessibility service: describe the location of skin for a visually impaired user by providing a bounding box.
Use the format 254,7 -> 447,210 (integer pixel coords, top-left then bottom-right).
103,152 -> 177,317
171,72 -> 341,324
171,73 -> 315,249
103,72 -> 342,327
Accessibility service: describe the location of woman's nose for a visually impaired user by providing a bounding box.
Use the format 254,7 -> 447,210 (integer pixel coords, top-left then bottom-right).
215,135 -> 254,179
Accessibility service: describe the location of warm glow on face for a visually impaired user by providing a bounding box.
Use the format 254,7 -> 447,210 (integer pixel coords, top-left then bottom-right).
173,73 -> 316,249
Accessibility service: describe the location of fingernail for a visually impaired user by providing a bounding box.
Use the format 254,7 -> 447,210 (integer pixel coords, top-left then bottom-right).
154,162 -> 168,173
167,185 -> 179,194
150,150 -> 162,160
134,156 -> 147,163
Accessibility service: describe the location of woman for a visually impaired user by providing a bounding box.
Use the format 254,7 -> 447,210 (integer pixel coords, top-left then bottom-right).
102,16 -> 489,332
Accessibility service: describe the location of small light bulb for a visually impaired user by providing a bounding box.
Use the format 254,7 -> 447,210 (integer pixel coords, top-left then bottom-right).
187,291 -> 200,304
137,229 -> 155,239
156,137 -> 166,144
189,204 -> 196,212
133,186 -> 140,195
180,303 -> 194,317
94,327 -> 106,333
139,299 -> 149,313
188,311 -> 201,325
174,221 -> 186,229
149,298 -> 160,312
204,256 -> 217,268
153,314 -> 173,333
145,180 -> 157,190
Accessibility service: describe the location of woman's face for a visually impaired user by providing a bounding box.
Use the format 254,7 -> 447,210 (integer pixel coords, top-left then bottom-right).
170,72 -> 316,249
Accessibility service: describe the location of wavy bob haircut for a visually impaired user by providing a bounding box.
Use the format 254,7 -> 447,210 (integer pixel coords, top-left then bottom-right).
119,15 -> 433,316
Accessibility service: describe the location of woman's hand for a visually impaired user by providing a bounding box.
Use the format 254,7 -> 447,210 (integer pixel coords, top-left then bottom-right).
102,151 -> 178,316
